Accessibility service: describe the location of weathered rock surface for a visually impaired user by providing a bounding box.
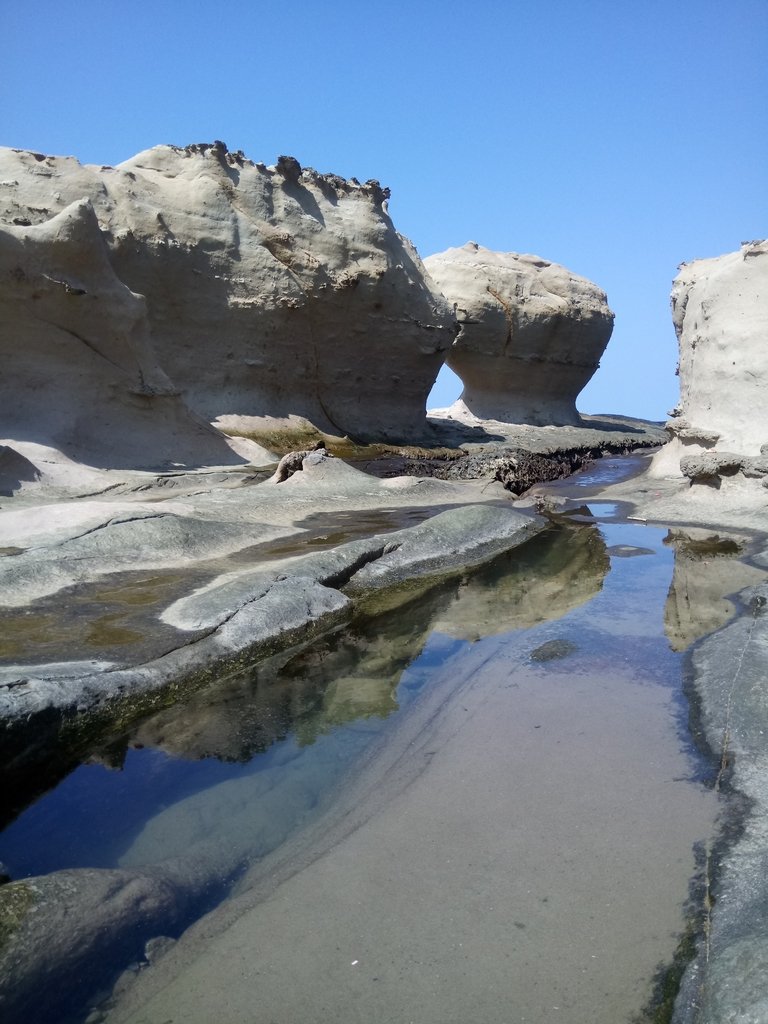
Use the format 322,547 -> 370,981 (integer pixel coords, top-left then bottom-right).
0,864 -> 221,1024
651,240 -> 768,496
0,143 -> 454,449
672,574 -> 768,1024
424,242 -> 614,426
0,496 -> 544,725
0,198 -> 257,479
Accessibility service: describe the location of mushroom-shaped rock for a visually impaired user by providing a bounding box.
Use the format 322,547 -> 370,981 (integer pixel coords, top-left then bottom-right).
651,240 -> 768,481
0,144 -> 455,442
424,242 -> 614,426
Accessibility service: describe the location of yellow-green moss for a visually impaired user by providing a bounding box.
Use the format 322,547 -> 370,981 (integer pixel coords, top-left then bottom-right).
0,882 -> 36,952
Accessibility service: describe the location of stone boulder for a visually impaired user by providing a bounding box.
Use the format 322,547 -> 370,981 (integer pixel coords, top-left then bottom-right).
651,240 -> 768,488
424,242 -> 614,426
0,143 -> 455,444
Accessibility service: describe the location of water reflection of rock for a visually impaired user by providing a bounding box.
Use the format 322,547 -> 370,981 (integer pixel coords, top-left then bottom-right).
0,522 -> 611,1024
432,523 -> 609,641
129,580 -> 458,762
130,524 -> 608,762
663,528 -> 768,652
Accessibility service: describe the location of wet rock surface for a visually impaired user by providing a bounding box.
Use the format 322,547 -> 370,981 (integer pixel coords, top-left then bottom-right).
374,415 -> 667,494
672,568 -> 768,1023
0,865 -> 223,1024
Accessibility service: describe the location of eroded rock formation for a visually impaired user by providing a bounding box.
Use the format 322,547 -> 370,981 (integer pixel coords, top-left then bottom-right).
651,240 -> 768,490
424,242 -> 614,426
0,198 -> 250,474
0,143 -> 454,449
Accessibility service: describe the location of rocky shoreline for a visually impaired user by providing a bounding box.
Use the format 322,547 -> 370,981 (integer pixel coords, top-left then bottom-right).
0,139 -> 766,1023
0,448 -> 766,1024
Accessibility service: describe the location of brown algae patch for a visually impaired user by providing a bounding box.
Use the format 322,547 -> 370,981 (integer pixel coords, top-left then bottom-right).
0,572 -> 194,664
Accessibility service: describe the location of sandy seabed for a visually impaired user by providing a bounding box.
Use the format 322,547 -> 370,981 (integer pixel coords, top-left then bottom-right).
107,522 -> 718,1024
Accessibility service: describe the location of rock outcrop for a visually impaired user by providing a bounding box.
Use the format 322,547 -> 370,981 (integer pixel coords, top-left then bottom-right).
424,242 -> 614,426
0,198 -> 251,475
672,571 -> 768,1024
0,143 -> 454,449
651,240 -> 768,491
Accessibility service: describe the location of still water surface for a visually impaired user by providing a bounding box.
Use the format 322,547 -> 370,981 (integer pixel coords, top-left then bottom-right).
0,483 -> 728,1023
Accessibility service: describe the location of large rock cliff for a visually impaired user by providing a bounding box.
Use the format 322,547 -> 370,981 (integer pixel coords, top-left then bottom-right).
424,242 -> 613,426
0,143 -> 454,451
650,240 -> 768,489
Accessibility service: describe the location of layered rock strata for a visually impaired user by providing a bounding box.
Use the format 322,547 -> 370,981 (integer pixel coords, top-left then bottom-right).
424,242 -> 614,426
0,143 -> 454,449
651,240 -> 768,491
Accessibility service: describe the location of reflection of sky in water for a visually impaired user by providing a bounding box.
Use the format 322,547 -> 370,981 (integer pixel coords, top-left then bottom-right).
583,501 -> 619,518
0,519 -> 686,881
569,456 -> 643,487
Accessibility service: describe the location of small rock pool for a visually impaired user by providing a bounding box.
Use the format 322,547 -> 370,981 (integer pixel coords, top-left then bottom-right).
1,459 -> 751,1024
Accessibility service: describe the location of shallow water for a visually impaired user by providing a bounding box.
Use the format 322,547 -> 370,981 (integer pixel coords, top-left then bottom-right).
0,463 -> 748,1023
0,504 -> 448,668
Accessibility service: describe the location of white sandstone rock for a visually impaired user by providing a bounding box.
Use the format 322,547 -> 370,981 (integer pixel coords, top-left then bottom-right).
650,240 -> 768,483
0,143 -> 454,446
0,198 -> 250,477
424,242 -> 614,426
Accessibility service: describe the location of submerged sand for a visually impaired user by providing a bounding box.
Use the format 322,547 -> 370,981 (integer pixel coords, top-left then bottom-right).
107,535 -> 718,1024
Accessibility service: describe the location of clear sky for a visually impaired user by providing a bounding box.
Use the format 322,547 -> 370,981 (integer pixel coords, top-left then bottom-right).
3,0 -> 766,421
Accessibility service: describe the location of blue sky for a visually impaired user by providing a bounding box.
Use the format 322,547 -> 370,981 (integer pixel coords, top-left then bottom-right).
3,0 -> 766,420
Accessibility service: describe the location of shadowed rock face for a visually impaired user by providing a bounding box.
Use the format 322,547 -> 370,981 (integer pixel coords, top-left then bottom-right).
424,242 -> 614,426
651,240 -> 768,485
0,199 -> 250,473
0,143 -> 454,444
